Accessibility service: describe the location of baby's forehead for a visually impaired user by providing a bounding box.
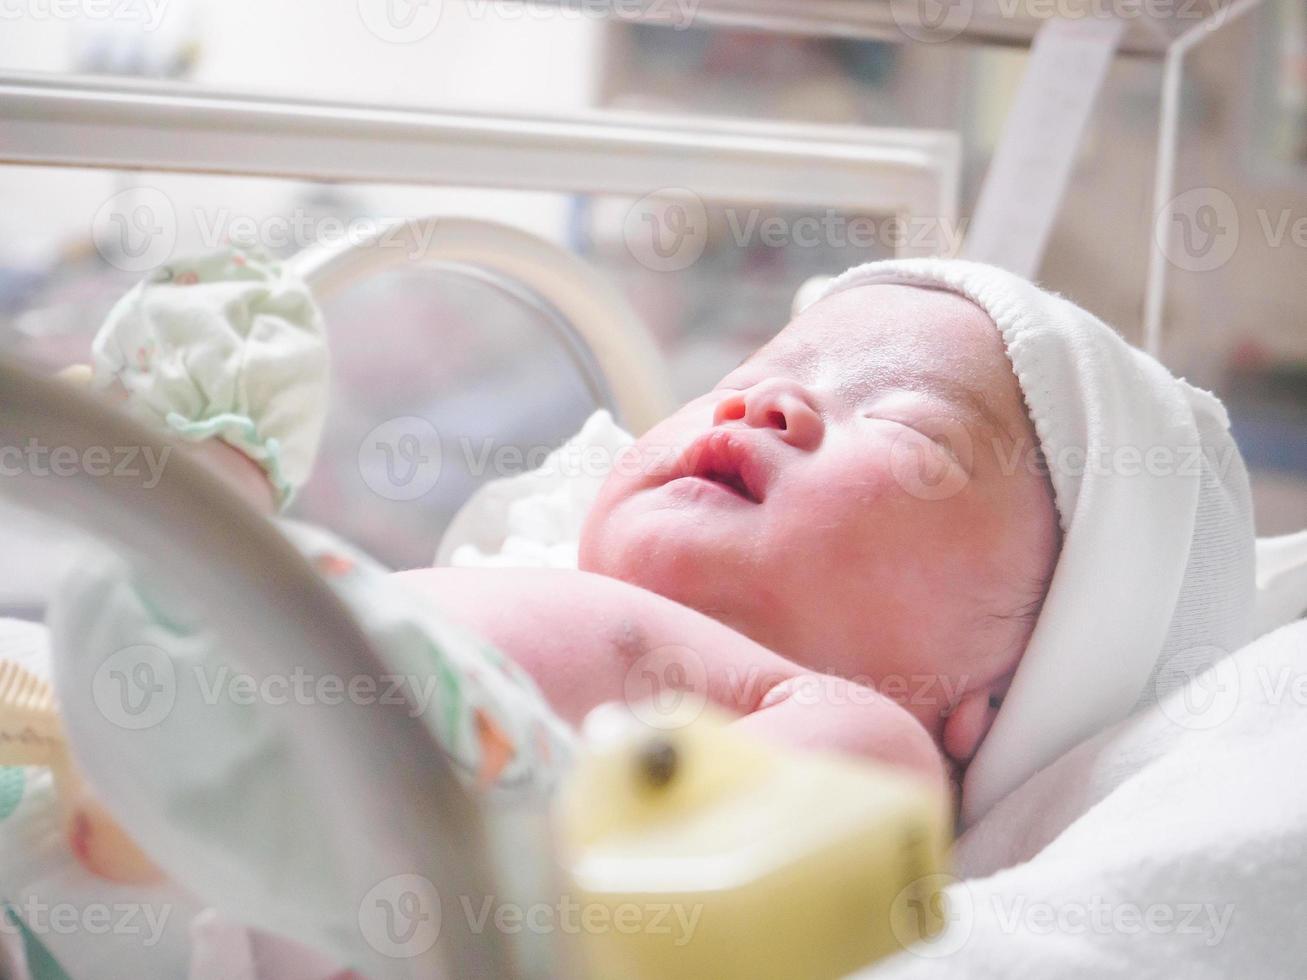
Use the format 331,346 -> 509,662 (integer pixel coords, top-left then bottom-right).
755,283 -> 1004,388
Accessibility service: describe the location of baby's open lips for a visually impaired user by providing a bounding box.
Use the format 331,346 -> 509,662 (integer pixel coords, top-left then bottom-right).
674,429 -> 767,503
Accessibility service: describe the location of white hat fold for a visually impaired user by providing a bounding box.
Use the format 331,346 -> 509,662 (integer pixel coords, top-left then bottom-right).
818,259 -> 1256,825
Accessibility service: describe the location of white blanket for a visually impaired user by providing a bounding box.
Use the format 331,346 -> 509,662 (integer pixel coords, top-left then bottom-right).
860,615 -> 1307,978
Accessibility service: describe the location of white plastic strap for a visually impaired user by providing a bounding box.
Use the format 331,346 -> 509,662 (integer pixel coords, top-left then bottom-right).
963,16 -> 1126,277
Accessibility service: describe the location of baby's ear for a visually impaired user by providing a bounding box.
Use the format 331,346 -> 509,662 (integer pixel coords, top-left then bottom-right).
940,680 -> 1008,766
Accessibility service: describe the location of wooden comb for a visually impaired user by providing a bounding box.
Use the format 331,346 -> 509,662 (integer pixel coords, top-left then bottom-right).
0,657 -> 162,884
0,658 -> 65,769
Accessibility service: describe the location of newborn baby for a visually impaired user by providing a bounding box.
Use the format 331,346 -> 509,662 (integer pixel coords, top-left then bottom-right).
69,248 -> 1254,828
397,280 -> 1059,799
578,282 -> 1060,771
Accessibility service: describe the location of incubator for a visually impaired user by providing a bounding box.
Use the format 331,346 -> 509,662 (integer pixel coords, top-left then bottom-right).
0,1 -> 1305,978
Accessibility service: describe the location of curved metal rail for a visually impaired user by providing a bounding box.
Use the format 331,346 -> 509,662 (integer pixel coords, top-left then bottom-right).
290,216 -> 674,434
0,358 -> 512,979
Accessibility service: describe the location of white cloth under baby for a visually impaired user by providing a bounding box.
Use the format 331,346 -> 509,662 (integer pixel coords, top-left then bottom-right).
814,258 -> 1258,826
90,244 -> 329,508
435,409 -> 634,569
857,616 -> 1307,979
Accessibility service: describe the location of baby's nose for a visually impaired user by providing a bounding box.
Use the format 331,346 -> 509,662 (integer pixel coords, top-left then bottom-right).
714,380 -> 824,450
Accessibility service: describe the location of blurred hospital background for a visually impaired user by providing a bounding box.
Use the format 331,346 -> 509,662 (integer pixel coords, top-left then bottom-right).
0,0 -> 1304,603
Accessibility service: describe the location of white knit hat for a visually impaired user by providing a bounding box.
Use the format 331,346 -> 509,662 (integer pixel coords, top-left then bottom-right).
817,259 -> 1257,825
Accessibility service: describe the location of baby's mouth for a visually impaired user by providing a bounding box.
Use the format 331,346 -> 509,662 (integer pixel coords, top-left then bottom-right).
675,430 -> 766,503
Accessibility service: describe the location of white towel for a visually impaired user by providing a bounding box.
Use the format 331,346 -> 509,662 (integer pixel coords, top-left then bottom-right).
859,617 -> 1307,978
816,259 -> 1258,826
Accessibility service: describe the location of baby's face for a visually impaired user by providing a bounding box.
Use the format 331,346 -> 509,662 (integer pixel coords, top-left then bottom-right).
579,284 -> 1059,753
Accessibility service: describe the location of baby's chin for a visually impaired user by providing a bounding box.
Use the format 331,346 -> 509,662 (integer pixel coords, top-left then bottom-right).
581,517 -> 787,652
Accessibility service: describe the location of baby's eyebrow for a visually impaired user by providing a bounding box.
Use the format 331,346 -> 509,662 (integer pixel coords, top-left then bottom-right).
907,372 -> 1018,444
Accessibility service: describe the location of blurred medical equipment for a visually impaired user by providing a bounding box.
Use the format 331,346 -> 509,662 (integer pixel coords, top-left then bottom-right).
558,705 -> 948,980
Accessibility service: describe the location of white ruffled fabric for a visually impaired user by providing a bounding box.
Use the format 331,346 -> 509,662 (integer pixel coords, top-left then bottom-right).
434,410 -> 634,569
815,259 -> 1258,825
90,245 -> 329,508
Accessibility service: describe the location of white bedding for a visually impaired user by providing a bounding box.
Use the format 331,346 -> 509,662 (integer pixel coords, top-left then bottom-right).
861,615 -> 1307,977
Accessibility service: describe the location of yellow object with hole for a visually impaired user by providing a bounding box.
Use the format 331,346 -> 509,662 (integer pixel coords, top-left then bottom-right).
555,707 -> 951,980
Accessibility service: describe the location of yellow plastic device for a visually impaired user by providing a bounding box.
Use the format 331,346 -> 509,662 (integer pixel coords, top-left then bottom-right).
555,705 -> 951,980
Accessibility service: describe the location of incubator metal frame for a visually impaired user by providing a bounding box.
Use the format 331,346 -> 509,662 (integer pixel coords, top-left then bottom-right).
0,360 -> 509,978
0,71 -> 959,245
288,216 -> 675,434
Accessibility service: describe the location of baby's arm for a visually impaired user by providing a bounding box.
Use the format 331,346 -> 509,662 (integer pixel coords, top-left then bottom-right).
71,362 -> 946,794
732,675 -> 948,794
392,567 -> 949,794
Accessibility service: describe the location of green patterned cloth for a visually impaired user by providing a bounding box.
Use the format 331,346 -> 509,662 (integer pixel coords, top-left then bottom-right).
0,768 -> 24,822
45,519 -> 574,976
3,904 -> 73,980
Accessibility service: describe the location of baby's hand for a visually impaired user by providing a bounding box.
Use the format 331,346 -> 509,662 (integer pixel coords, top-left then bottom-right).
57,363 -> 278,515
733,674 -> 949,798
78,246 -> 329,510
